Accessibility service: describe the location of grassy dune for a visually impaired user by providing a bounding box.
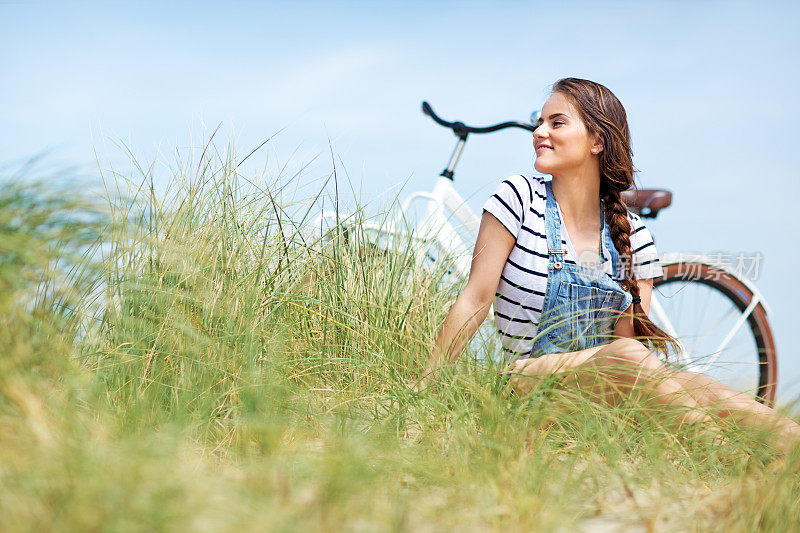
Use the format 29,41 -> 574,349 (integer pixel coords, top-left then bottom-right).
0,150 -> 798,532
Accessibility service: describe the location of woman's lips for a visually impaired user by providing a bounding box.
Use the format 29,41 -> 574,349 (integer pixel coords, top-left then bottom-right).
535,145 -> 553,153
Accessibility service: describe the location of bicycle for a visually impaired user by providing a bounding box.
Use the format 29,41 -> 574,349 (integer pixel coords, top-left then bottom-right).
312,101 -> 777,405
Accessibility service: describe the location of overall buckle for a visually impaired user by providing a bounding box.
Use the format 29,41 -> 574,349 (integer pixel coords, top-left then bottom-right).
549,248 -> 568,270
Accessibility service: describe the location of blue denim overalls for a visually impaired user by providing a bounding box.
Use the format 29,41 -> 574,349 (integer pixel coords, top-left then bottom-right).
528,180 -> 633,358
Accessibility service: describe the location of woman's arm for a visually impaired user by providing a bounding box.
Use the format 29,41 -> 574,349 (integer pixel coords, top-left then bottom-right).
417,211 -> 516,387
612,278 -> 654,338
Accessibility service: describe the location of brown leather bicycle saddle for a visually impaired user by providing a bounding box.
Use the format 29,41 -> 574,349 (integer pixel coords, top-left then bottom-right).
620,188 -> 672,218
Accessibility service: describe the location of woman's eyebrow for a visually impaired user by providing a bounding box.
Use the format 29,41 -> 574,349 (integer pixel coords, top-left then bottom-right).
547,112 -> 568,120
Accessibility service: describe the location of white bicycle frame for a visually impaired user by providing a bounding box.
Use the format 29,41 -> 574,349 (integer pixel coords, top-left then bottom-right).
313,134 -> 481,280
311,175 -> 477,277
399,176 -> 480,277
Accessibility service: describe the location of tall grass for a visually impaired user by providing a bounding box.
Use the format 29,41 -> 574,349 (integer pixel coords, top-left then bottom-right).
0,147 -> 798,531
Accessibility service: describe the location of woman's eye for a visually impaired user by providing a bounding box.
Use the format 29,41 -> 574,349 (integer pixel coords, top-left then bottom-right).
553,120 -> 565,126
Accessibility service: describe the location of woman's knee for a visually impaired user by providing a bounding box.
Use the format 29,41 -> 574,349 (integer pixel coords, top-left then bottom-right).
594,338 -> 662,371
596,338 -> 646,361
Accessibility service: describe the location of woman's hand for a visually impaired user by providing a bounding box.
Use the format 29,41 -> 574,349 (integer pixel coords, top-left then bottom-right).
410,356 -> 443,393
499,344 -> 625,400
500,358 -> 539,399
408,374 -> 430,394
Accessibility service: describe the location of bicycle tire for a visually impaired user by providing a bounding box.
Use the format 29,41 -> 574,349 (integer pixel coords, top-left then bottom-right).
652,262 -> 777,405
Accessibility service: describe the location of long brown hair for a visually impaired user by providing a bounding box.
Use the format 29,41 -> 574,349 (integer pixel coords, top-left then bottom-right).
551,77 -> 679,356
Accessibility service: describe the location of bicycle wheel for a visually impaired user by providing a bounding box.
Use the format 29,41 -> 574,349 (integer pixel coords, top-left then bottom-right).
650,261 -> 777,405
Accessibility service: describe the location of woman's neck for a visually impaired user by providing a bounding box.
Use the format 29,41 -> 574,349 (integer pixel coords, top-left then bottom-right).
551,169 -> 602,222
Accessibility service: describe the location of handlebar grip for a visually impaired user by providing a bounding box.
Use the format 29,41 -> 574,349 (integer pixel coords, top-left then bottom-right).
421,101 -> 433,116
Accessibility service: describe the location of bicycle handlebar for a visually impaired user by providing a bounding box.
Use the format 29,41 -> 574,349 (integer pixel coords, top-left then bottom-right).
421,101 -> 538,138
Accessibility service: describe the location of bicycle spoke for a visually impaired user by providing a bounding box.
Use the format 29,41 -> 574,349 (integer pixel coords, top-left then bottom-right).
652,277 -> 762,395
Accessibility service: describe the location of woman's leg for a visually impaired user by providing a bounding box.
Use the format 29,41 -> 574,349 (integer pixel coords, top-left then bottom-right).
666,369 -> 800,451
566,338 -> 714,430
581,340 -> 800,451
508,338 -> 714,430
510,338 -> 800,450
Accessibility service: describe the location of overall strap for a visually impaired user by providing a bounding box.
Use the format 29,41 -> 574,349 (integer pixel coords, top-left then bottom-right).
544,180 -> 568,269
599,200 -> 622,278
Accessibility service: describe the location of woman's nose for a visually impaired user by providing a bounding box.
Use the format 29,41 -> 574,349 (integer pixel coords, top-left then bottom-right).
533,124 -> 547,140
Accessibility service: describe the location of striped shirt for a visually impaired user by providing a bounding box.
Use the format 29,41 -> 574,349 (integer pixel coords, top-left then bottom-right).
482,174 -> 663,361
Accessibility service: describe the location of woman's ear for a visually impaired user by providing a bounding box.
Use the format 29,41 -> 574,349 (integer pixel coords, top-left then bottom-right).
592,134 -> 604,154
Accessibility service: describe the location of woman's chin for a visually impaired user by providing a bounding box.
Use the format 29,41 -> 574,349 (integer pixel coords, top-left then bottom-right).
533,159 -> 554,175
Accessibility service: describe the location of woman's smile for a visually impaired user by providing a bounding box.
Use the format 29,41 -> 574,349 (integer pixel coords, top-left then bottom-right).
532,92 -> 598,175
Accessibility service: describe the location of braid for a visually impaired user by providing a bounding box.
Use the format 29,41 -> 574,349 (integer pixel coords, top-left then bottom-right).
601,186 -> 634,290
602,184 -> 678,356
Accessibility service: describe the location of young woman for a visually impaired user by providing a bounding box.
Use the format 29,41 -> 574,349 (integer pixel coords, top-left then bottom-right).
419,78 -> 800,449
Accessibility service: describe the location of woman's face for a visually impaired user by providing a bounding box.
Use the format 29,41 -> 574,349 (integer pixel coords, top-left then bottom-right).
533,92 -> 600,175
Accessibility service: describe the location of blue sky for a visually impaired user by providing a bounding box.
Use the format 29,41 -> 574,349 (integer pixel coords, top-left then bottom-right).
2,1 -> 799,400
